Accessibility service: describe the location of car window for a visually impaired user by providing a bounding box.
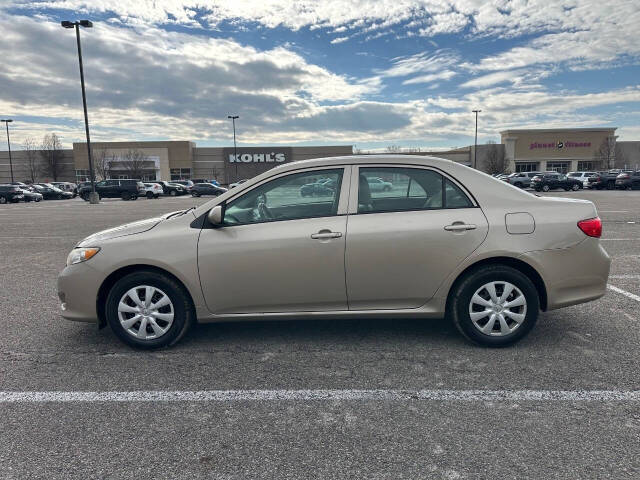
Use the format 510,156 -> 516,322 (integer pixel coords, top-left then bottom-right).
224,169 -> 343,225
358,167 -> 472,214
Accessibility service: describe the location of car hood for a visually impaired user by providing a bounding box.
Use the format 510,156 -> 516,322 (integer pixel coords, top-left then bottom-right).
77,216 -> 166,246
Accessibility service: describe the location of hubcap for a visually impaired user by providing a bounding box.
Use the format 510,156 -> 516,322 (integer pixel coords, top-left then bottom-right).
468,281 -> 527,336
117,285 -> 174,340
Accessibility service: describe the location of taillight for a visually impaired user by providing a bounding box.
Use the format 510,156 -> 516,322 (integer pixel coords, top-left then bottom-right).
578,217 -> 602,238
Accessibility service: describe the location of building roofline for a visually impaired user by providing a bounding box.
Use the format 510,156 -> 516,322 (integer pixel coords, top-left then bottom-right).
500,127 -> 617,135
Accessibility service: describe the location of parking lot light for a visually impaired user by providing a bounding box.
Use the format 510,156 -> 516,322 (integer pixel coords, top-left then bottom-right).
228,115 -> 239,182
61,19 -> 98,204
1,119 -> 13,183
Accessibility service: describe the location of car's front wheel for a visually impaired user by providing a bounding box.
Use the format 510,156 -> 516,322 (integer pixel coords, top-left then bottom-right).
572,183 -> 580,191
542,184 -> 550,192
146,191 -> 154,199
170,190 -> 177,196
450,265 -> 539,347
105,270 -> 194,349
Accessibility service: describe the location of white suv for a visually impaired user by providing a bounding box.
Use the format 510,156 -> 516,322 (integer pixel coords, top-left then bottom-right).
143,183 -> 163,199
568,172 -> 597,188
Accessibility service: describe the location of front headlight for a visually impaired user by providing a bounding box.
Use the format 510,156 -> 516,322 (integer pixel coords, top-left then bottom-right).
67,247 -> 101,266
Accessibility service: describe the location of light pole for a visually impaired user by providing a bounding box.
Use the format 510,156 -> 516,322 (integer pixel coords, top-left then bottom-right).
62,19 -> 99,204
1,119 -> 13,182
227,115 -> 239,182
472,109 -> 481,169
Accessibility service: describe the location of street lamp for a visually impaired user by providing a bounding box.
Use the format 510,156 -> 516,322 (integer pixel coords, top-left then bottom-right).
472,109 -> 481,169
227,115 -> 239,182
1,119 -> 14,182
61,19 -> 99,204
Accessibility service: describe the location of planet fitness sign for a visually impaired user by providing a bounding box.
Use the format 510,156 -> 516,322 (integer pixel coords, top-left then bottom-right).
530,141 -> 591,150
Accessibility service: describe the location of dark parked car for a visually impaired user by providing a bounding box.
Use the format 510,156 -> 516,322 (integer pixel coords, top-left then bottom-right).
0,184 -> 25,203
586,171 -> 618,190
51,181 -> 78,197
32,184 -> 74,200
300,178 -> 337,197
190,183 -> 227,197
79,179 -> 146,201
531,172 -> 582,192
191,178 -> 221,186
158,181 -> 187,196
615,171 -> 640,190
172,180 -> 194,192
503,171 -> 542,188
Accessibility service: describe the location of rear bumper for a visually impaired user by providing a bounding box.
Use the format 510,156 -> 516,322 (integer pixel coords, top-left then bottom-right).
520,239 -> 610,311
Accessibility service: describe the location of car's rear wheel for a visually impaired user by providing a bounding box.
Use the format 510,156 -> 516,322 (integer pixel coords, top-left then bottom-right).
571,183 -> 579,191
121,192 -> 131,201
146,191 -> 154,199
105,271 -> 194,349
0,196 -> 8,204
450,265 -> 539,347
542,185 -> 550,192
191,191 -> 200,197
170,190 -> 177,196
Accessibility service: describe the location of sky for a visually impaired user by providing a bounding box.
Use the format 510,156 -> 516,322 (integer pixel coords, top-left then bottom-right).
1,0 -> 640,151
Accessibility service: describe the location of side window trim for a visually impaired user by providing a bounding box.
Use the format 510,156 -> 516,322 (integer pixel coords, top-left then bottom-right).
348,164 -> 476,215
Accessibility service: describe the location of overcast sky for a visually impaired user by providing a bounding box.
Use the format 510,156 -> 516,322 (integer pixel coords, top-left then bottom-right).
1,0 -> 640,150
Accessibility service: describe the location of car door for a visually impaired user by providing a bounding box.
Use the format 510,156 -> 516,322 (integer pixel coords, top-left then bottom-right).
198,166 -> 351,314
345,165 -> 488,310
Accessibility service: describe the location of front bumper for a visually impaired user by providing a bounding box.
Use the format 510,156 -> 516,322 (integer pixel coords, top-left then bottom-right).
57,263 -> 103,323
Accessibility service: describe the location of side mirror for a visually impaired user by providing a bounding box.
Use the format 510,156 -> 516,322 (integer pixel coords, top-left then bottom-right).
207,205 -> 223,225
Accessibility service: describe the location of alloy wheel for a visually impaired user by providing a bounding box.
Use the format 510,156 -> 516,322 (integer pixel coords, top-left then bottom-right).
117,285 -> 174,340
468,281 -> 527,336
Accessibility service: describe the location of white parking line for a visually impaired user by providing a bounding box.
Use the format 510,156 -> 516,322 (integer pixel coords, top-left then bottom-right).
609,275 -> 640,279
608,285 -> 640,302
600,238 -> 640,241
0,390 -> 639,403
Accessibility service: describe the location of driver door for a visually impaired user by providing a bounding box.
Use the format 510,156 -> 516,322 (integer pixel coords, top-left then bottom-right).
198,166 -> 351,314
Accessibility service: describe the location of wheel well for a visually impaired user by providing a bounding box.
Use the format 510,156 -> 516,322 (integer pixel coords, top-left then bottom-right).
96,264 -> 195,329
446,257 -> 548,312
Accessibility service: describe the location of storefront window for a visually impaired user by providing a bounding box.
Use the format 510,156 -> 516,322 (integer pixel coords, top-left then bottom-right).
547,162 -> 570,174
75,169 -> 90,182
515,162 -> 539,172
577,161 -> 594,171
170,168 -> 191,180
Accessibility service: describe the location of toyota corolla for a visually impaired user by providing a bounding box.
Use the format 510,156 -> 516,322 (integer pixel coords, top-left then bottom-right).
58,155 -> 610,348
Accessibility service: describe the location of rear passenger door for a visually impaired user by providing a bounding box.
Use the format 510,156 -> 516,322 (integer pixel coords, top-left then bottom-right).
344,165 -> 488,310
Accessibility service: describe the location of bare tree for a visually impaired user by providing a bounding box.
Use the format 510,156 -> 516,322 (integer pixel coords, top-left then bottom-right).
39,133 -> 64,181
593,138 -> 626,169
23,137 -> 39,183
94,147 -> 112,180
119,149 -> 148,179
483,142 -> 508,174
385,144 -> 402,153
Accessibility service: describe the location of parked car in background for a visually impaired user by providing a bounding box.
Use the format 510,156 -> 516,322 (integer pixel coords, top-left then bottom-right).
158,181 -> 187,196
567,171 -> 598,188
615,171 -> 640,190
19,186 -> 43,202
172,180 -> 194,192
230,179 -> 249,188
32,184 -> 73,200
58,155 -> 610,349
51,182 -> 78,197
300,178 -> 337,197
531,172 -> 582,192
79,179 -> 146,201
0,184 -> 25,203
143,183 -> 163,199
503,172 -> 542,188
190,183 -> 227,197
191,178 -> 221,186
367,177 -> 393,192
586,171 -> 618,190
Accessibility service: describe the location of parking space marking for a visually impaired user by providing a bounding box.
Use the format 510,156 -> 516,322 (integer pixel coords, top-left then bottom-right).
600,238 -> 640,241
608,285 -> 640,302
0,389 -> 639,403
609,275 -> 640,279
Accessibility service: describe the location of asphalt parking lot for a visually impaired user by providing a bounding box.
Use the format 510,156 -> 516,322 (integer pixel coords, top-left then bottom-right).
0,190 -> 639,479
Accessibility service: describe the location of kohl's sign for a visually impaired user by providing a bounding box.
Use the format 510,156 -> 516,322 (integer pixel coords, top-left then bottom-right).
530,141 -> 591,150
226,150 -> 289,163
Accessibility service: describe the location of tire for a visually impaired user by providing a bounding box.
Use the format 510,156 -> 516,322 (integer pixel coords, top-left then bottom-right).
607,181 -> 615,190
121,192 -> 131,201
0,196 -> 7,204
191,191 -> 200,197
450,265 -> 539,347
81,193 -> 90,201
570,183 -> 579,191
170,190 -> 177,196
105,270 -> 195,349
384,186 -> 391,192
131,195 -> 138,200
146,191 -> 154,199
542,185 -> 550,192
154,194 -> 160,199
514,182 -> 523,188
35,197 -> 41,202
57,194 -> 63,200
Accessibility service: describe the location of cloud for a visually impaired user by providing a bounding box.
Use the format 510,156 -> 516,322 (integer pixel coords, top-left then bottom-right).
403,70 -> 456,85
330,36 -> 349,44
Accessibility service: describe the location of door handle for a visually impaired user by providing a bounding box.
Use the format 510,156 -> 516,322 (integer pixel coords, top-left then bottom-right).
311,231 -> 343,239
444,223 -> 477,232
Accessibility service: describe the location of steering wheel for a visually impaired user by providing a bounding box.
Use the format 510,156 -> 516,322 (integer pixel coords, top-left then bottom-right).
256,194 -> 274,220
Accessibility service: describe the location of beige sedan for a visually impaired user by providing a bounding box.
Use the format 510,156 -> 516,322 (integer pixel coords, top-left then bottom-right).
58,156 -> 610,348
